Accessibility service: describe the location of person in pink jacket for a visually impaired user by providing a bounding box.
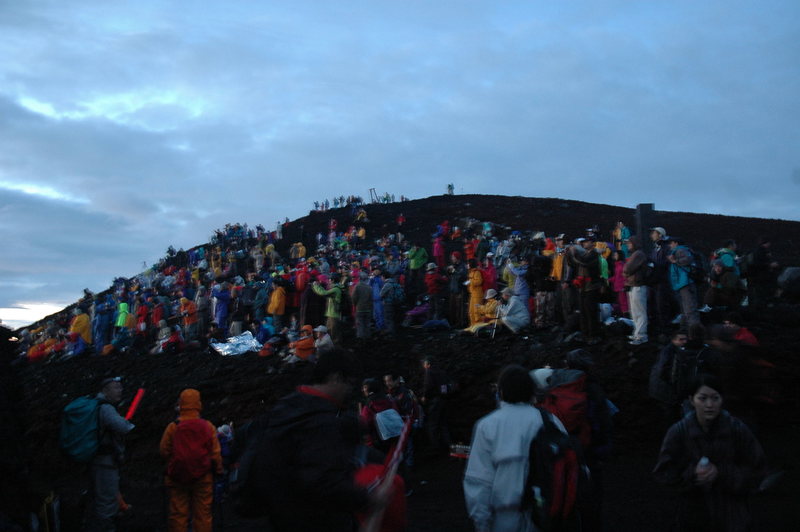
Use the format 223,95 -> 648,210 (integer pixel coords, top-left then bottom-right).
609,250 -> 629,315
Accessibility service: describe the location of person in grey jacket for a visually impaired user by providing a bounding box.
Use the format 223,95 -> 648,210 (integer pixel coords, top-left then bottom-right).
350,271 -> 373,339
87,377 -> 135,532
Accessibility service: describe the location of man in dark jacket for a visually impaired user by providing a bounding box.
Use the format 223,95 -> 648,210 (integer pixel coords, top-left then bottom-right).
252,349 -> 386,532
569,237 -> 602,344
447,252 -> 467,328
420,356 -> 452,456
649,227 -> 674,336
747,237 -> 779,309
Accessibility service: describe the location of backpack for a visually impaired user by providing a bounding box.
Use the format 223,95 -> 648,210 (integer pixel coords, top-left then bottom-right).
166,418 -> 214,484
522,408 -> 589,532
539,370 -> 591,449
684,249 -> 708,284
392,281 -> 405,305
59,397 -> 108,463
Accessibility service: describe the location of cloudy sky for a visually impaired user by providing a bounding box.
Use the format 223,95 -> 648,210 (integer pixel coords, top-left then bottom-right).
1,1 -> 798,328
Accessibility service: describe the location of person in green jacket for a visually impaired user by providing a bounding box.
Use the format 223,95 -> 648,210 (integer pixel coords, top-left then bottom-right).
313,274 -> 343,344
114,302 -> 130,338
407,243 -> 429,300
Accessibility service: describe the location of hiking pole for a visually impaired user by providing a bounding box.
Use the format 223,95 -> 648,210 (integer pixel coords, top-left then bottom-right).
490,302 -> 501,339
125,388 -> 145,420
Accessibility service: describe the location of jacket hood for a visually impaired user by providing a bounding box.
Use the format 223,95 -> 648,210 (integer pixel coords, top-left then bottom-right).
179,388 -> 202,414
118,302 -> 129,312
268,389 -> 338,430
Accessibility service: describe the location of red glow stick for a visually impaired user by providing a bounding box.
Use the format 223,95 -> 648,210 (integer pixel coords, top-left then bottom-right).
125,388 -> 145,420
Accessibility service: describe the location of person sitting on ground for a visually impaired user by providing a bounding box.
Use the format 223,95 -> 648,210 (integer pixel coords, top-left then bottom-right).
289,324 -> 316,362
162,325 -> 184,355
704,260 -> 743,309
402,296 -> 431,327
497,287 -> 530,334
313,325 -> 335,355
463,289 -> 499,335
69,307 -> 92,346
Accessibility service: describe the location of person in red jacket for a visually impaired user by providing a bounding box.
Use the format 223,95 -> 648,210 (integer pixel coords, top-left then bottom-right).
360,378 -> 400,454
424,263 -> 448,321
159,389 -> 223,532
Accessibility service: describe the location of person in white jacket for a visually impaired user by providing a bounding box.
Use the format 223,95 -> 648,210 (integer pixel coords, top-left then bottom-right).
498,287 -> 530,334
464,365 -> 563,532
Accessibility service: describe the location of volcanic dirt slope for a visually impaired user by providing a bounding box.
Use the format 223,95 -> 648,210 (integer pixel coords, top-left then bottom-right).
285,194 -> 800,264
9,194 -> 800,531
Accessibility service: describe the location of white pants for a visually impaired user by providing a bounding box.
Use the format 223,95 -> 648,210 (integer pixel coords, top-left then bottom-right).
628,286 -> 648,340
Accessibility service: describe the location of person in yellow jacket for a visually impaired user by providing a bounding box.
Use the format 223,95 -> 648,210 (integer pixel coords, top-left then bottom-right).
69,308 -> 92,344
267,282 -> 287,330
463,289 -> 500,334
466,259 -> 484,326
159,389 -> 223,532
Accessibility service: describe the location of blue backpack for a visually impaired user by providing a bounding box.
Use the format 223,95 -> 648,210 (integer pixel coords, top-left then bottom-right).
60,397 -> 107,462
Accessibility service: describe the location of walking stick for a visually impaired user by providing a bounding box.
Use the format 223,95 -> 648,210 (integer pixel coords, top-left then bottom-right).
490,301 -> 502,339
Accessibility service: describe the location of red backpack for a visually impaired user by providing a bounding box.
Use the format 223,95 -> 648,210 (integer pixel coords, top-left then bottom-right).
167,418 -> 214,484
540,369 -> 592,449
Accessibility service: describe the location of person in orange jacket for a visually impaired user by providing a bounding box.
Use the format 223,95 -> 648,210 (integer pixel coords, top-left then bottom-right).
159,389 -> 223,532
179,298 -> 198,341
289,324 -> 316,361
466,258 -> 484,326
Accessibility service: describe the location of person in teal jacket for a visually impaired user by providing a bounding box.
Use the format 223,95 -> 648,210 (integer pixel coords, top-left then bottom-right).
668,237 -> 700,330
714,240 -> 740,276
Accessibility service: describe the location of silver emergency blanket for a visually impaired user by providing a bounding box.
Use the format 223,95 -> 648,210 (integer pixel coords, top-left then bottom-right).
210,331 -> 262,356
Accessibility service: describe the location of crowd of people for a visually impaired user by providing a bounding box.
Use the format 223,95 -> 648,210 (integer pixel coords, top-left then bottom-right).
15,207 -> 782,366
12,199 -> 789,532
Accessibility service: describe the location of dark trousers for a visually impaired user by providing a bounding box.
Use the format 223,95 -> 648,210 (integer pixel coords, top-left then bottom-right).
579,289 -> 600,338
448,292 -> 466,328
424,397 -> 451,453
557,282 -> 576,324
